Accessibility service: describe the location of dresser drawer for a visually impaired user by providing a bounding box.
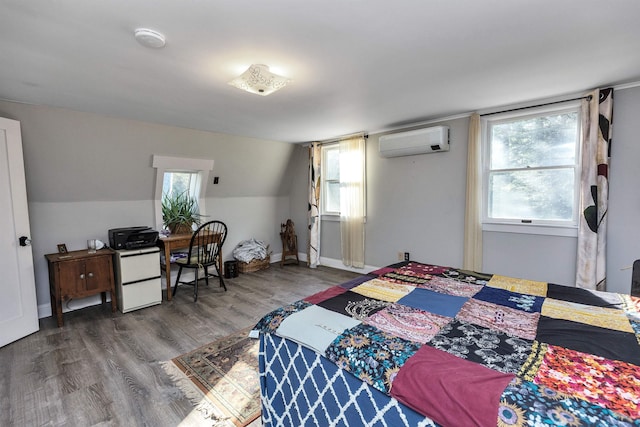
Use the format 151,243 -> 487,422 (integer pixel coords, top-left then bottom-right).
118,249 -> 160,284
119,277 -> 161,313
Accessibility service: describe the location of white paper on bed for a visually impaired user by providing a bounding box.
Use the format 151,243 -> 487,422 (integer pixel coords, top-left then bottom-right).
276,305 -> 361,354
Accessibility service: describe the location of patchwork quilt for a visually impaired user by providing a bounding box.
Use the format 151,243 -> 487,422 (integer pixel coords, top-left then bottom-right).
254,261 -> 640,427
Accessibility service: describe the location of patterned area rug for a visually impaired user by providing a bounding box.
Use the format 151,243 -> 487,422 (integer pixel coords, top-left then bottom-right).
162,327 -> 261,427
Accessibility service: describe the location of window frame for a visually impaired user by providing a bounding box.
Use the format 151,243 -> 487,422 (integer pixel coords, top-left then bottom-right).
481,102 -> 582,236
152,155 -> 214,230
320,143 -> 341,217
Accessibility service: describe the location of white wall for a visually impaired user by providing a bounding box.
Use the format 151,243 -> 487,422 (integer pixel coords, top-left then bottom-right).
4,84 -> 640,320
288,85 -> 640,290
0,100 -> 296,317
482,232 -> 577,284
606,85 -> 640,294
206,196 -> 291,261
365,119 -> 469,268
290,117 -> 578,284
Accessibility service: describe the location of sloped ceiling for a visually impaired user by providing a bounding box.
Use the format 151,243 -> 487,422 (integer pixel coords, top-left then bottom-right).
1,0 -> 639,143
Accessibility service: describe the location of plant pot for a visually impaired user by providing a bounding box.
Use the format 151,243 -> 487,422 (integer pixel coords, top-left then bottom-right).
170,223 -> 193,235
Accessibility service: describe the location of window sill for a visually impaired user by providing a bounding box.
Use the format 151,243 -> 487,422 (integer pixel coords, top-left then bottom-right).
482,222 -> 578,237
321,214 -> 368,223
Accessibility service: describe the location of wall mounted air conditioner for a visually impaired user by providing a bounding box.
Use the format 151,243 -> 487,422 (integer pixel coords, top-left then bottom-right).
378,125 -> 450,158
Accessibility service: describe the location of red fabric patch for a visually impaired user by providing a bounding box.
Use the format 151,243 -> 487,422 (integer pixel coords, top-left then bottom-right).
304,286 -> 347,304
391,346 -> 514,427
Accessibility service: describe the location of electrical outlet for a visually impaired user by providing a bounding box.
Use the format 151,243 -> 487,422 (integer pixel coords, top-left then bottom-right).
404,252 -> 410,261
398,252 -> 404,261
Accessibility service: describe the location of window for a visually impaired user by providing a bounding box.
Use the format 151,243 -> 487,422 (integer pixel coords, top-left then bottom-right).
152,155 -> 214,230
321,144 -> 340,215
320,140 -> 366,219
162,171 -> 198,200
482,103 -> 581,231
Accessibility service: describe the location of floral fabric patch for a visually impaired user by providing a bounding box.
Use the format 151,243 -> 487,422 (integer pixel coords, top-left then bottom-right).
473,285 -> 544,313
380,271 -> 431,286
397,262 -> 449,277
532,344 -> 640,419
253,299 -> 311,333
623,295 -> 640,315
429,319 -> 533,375
457,299 -> 540,340
326,323 -> 421,394
365,303 -> 451,343
439,268 -> 492,286
415,276 -> 483,298
316,290 -> 390,320
499,378 -> 638,427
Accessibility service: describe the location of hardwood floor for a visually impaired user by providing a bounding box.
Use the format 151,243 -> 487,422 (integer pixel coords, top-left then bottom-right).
0,264 -> 360,427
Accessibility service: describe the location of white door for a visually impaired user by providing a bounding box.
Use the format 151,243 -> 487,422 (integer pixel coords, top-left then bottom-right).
0,117 -> 39,347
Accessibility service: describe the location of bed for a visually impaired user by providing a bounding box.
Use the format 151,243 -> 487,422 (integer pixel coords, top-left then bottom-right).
253,261 -> 640,426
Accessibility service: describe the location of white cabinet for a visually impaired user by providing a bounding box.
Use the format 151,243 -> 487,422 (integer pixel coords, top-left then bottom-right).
114,247 -> 161,313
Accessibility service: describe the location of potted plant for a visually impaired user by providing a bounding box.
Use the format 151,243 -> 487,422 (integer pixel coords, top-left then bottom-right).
161,191 -> 204,234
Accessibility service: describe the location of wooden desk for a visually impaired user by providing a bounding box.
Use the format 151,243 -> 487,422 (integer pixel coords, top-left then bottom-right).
157,232 -> 223,300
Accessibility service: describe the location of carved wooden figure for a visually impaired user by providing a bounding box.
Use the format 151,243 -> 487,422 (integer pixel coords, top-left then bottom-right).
280,219 -> 299,266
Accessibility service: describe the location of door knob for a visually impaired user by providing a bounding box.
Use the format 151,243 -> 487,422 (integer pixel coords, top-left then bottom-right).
19,236 -> 32,246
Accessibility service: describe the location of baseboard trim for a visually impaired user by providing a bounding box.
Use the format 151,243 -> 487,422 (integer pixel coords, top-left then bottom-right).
38,303 -> 52,319
273,251 -> 380,273
36,253 -> 380,319
319,256 -> 380,274
37,294 -> 112,320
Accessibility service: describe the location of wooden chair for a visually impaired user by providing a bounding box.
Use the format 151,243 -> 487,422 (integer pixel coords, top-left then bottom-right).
173,220 -> 227,301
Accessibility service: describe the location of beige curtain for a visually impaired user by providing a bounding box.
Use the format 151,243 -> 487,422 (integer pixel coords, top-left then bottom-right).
463,113 -> 483,271
339,136 -> 366,268
307,143 -> 321,268
576,88 -> 613,290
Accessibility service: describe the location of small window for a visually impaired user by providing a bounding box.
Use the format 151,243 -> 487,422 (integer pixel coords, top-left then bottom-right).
163,171 -> 198,199
321,144 -> 340,215
152,155 -> 213,230
483,104 -> 581,228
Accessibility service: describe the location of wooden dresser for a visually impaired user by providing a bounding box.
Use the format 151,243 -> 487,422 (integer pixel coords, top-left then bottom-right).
45,248 -> 117,327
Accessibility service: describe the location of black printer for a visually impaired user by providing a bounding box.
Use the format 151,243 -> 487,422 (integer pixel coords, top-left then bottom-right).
108,226 -> 159,250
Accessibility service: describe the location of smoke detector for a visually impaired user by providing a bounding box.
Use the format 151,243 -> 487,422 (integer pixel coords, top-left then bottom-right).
134,28 -> 166,49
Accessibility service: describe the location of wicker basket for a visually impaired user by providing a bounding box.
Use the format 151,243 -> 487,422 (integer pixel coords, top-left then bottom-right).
238,255 -> 271,273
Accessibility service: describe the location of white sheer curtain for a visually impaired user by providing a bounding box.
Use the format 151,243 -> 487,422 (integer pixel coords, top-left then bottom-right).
339,136 -> 366,268
463,113 -> 483,271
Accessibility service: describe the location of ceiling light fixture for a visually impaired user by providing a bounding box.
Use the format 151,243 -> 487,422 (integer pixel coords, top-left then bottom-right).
134,28 -> 166,49
228,64 -> 291,96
